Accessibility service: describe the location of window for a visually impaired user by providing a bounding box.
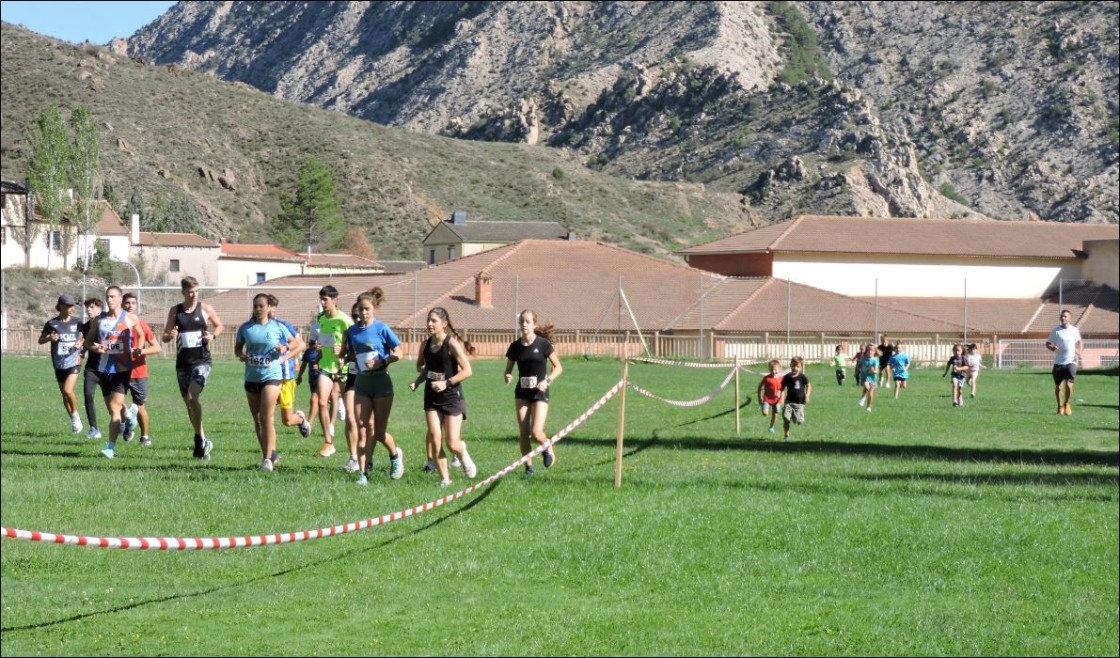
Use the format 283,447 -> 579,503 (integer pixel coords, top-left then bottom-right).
256,272 -> 266,284
0,226 -> 6,245
448,245 -> 456,260
169,259 -> 180,272
429,249 -> 436,265
49,230 -> 62,250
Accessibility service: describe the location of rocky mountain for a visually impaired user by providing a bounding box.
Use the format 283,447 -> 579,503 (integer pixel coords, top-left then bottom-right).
126,0 -> 1118,224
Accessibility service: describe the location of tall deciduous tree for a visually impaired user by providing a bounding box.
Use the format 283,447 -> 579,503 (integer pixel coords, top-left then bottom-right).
27,105 -> 71,269
69,106 -> 102,273
269,156 -> 346,253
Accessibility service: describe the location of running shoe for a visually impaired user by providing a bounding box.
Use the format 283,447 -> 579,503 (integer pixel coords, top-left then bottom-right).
319,442 -> 337,458
542,449 -> 555,469
343,456 -> 359,472
525,464 -> 536,477
461,452 -> 477,478
338,405 -> 346,422
100,443 -> 115,459
439,479 -> 452,488
423,460 -> 437,473
122,404 -> 138,441
86,427 -> 101,440
451,456 -> 462,468
1064,402 -> 1073,416
70,414 -> 83,434
296,410 -> 311,438
769,427 -> 776,434
357,473 -> 369,486
271,450 -> 281,466
139,436 -> 152,447
260,458 -> 273,472
389,449 -> 404,480
199,438 -> 213,461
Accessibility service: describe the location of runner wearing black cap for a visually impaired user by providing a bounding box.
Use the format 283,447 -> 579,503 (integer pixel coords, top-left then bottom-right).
39,294 -> 85,434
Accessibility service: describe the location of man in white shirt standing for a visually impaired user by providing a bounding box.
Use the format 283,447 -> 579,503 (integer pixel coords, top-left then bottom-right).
1045,309 -> 1084,416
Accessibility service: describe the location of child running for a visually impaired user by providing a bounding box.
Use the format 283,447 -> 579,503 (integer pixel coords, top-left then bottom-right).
857,344 -> 879,412
965,343 -> 984,398
779,357 -> 811,441
943,343 -> 969,407
755,359 -> 783,435
832,345 -> 848,385
889,341 -> 910,401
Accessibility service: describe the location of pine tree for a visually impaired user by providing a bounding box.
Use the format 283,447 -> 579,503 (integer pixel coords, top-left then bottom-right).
269,156 -> 346,253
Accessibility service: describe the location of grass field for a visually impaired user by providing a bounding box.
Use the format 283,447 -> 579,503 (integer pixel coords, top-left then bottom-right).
1,355 -> 1117,656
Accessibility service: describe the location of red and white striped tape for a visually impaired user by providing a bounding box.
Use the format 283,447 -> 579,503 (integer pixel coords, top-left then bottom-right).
626,366 -> 739,408
633,357 -> 739,369
0,380 -> 627,550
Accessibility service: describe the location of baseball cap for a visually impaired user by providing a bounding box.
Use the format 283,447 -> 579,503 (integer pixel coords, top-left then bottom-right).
57,294 -> 77,306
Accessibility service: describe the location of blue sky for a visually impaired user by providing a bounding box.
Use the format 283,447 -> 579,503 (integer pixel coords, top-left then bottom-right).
1,1 -> 175,44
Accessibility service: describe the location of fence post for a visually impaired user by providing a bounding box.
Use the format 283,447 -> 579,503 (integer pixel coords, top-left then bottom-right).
734,358 -> 741,435
615,361 -> 628,489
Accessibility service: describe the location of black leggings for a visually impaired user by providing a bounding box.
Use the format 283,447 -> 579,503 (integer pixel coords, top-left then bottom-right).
83,367 -> 99,429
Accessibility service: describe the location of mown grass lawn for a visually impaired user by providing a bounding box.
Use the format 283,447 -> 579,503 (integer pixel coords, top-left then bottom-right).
2,355 -> 1117,656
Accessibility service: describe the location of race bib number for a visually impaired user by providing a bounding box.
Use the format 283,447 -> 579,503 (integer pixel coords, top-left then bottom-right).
426,371 -> 445,382
519,376 -> 538,389
356,351 -> 380,372
318,334 -> 336,348
248,354 -> 273,367
105,342 -> 124,354
179,330 -> 203,348
58,343 -> 77,356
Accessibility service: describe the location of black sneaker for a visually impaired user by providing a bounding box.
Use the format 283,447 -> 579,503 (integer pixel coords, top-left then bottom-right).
270,450 -> 281,465
542,449 -> 555,468
525,464 -> 536,476
192,436 -> 203,459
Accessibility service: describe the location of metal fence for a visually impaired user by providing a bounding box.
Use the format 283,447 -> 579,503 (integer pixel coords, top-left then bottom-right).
997,339 -> 1120,368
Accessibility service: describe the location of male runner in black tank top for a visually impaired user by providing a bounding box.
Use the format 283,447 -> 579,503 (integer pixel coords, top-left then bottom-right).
162,276 -> 225,460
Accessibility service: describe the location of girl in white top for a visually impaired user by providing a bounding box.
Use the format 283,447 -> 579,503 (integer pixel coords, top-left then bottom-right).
964,343 -> 984,398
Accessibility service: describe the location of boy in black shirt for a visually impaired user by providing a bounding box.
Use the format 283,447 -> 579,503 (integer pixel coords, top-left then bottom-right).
779,356 -> 812,442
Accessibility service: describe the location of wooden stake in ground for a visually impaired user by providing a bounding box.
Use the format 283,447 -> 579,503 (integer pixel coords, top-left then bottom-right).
615,360 -> 628,489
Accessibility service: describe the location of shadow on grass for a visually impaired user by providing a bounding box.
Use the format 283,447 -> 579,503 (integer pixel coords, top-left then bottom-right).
851,471 -> 1119,487
0,480 -> 503,633
567,435 -> 1119,468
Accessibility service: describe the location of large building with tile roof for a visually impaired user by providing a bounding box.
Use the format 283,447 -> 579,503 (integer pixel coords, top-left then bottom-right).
679,215 -> 1119,299
184,239 -> 1117,365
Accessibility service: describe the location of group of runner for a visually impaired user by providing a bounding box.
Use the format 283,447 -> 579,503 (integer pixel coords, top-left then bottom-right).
41,278 -> 564,487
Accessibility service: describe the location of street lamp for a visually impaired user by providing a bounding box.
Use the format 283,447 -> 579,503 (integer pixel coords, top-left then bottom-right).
113,258 -> 142,308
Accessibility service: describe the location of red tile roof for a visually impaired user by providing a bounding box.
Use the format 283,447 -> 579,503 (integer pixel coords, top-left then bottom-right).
200,241 -> 1118,340
219,241 -> 305,262
679,215 -> 1119,259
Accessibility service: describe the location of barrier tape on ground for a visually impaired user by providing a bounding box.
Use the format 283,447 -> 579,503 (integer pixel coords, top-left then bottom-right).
627,367 -> 739,408
0,380 -> 627,550
633,357 -> 739,369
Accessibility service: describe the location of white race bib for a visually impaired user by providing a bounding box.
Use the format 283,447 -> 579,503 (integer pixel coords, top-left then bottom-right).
179,330 -> 203,348
318,334 -> 336,348
248,354 -> 273,367
426,371 -> 445,382
58,343 -> 77,356
105,342 -> 125,354
356,351 -> 380,372
519,376 -> 538,389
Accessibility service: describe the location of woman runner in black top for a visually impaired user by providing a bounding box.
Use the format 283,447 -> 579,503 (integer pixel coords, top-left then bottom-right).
411,307 -> 477,487
503,309 -> 563,475
40,294 -> 85,434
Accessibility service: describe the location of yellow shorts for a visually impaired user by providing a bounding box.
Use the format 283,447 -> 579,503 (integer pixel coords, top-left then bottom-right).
279,379 -> 296,410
